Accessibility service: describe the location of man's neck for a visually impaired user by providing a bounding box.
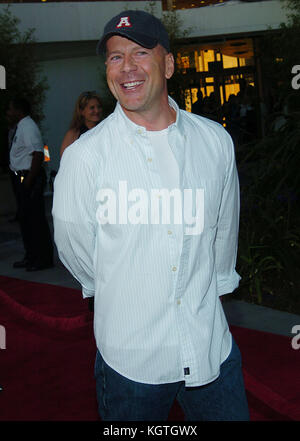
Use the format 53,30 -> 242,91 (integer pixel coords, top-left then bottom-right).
121,101 -> 176,131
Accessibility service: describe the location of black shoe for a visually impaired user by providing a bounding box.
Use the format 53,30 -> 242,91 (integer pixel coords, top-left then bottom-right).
13,258 -> 29,269
26,262 -> 54,272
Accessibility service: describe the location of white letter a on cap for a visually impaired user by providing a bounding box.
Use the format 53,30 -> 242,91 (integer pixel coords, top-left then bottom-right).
116,16 -> 132,28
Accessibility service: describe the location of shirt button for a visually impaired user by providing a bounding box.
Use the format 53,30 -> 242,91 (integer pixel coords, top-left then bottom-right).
147,157 -> 152,162
172,266 -> 177,272
137,129 -> 143,134
177,299 -> 181,305
167,230 -> 172,235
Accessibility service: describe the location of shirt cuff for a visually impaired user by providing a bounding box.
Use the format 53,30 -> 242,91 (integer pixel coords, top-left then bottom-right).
217,271 -> 241,296
82,286 -> 95,299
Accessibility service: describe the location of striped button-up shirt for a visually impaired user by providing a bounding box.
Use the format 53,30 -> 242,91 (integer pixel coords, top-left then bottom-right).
52,97 -> 240,386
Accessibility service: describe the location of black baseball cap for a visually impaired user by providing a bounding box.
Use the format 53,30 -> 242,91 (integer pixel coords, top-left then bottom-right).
96,10 -> 170,54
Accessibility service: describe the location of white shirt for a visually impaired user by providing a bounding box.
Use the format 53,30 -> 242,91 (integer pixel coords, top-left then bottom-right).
147,128 -> 179,190
52,97 -> 240,387
9,116 -> 44,172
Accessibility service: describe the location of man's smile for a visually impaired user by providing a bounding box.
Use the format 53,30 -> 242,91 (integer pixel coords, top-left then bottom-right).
121,80 -> 145,91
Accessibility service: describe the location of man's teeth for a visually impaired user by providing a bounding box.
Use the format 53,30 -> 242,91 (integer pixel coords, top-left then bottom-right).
123,81 -> 143,89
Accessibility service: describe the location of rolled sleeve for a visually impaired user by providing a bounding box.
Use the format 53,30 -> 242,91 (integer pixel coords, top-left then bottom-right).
215,131 -> 241,296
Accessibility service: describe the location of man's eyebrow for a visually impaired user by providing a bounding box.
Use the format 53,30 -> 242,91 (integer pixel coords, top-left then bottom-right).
106,50 -> 123,56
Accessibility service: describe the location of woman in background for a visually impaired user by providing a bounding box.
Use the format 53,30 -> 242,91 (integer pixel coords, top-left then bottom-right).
60,91 -> 102,156
60,91 -> 102,312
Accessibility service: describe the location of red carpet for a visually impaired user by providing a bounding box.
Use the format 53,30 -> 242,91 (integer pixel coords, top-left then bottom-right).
0,275 -> 299,421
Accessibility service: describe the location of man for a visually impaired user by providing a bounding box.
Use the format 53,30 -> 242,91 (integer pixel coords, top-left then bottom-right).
8,97 -> 53,271
5,111 -> 18,222
52,11 -> 249,421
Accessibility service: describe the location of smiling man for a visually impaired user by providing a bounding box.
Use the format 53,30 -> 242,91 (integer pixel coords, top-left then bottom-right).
105,35 -> 175,128
52,10 -> 249,421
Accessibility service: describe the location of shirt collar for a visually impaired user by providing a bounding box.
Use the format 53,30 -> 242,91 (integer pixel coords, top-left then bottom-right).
114,96 -> 184,135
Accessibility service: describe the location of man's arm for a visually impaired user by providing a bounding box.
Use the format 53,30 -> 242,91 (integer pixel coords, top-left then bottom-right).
215,130 -> 241,296
24,151 -> 44,189
22,119 -> 44,188
52,146 -> 97,298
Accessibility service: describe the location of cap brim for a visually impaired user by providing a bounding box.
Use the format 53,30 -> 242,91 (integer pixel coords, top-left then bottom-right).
96,31 -> 158,55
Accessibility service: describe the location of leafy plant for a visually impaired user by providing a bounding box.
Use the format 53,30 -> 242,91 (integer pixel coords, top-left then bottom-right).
235,107 -> 300,312
0,6 -> 48,168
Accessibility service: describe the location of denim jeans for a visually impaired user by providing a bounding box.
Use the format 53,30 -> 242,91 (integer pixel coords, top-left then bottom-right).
94,337 -> 250,421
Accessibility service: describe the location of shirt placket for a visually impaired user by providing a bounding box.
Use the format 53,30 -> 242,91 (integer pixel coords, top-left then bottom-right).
168,127 -> 197,384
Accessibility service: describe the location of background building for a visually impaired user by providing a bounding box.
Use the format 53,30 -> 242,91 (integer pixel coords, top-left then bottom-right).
0,0 -> 287,173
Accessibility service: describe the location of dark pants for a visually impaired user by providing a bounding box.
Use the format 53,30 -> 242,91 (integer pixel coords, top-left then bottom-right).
94,337 -> 250,421
15,169 -> 53,266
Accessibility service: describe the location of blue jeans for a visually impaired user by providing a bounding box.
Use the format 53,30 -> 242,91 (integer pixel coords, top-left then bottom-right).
94,338 -> 250,421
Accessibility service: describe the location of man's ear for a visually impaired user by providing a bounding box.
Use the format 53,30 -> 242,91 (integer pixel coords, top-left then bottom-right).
165,52 -> 175,80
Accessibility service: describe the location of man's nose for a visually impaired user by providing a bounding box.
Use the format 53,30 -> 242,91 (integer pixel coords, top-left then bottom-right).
121,54 -> 137,73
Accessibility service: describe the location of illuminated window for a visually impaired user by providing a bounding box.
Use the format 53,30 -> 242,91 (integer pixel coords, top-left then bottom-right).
206,86 -> 214,97
185,90 -> 192,113
177,38 -> 255,112
185,87 -> 203,113
181,56 -> 190,69
224,84 -> 240,102
223,55 -> 238,69
203,50 -> 215,72
191,88 -> 198,104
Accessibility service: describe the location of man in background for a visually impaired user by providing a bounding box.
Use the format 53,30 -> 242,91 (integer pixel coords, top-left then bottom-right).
8,97 -> 53,271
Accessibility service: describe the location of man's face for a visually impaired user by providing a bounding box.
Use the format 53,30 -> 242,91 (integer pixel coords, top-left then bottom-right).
105,36 -> 174,116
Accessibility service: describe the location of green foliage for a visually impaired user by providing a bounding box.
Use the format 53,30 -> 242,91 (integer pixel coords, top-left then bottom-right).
259,0 -> 300,105
235,109 -> 300,313
0,6 -> 48,166
230,0 -> 300,314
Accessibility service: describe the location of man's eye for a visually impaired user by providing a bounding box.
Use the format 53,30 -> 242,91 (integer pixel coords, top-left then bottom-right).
109,55 -> 121,62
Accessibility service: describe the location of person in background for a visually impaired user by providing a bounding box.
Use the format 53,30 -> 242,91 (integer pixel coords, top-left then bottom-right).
8,97 -> 53,271
191,90 -> 203,116
59,91 -> 102,312
60,91 -> 103,157
5,113 -> 18,222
